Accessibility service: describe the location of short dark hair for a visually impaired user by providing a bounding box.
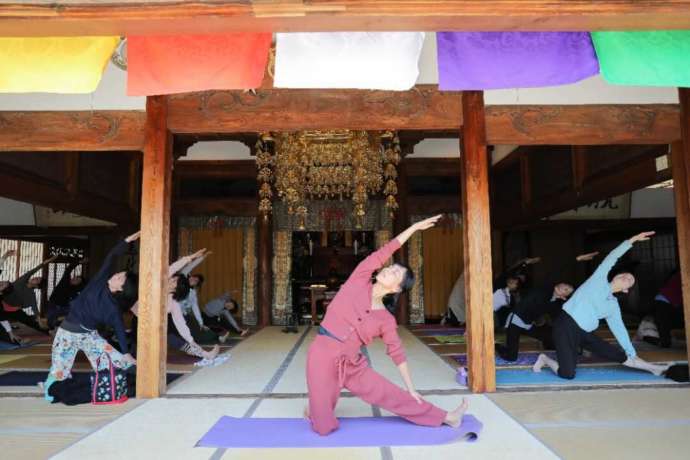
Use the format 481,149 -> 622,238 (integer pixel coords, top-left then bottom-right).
171,273 -> 191,302
114,272 -> 138,311
190,273 -> 205,289
382,263 -> 415,315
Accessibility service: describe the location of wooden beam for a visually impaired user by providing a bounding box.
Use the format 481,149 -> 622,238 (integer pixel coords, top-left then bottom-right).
0,225 -> 117,237
174,198 -> 258,217
672,88 -> 690,364
485,105 -> 681,145
136,96 -> 172,398
167,87 -> 462,133
495,146 -> 671,228
257,214 -> 273,327
3,1 -> 690,36
174,160 -> 256,180
460,91 -> 496,393
0,104 -> 680,150
0,111 -> 146,151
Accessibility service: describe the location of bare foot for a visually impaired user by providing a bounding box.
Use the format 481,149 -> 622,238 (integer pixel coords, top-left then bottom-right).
533,353 -> 547,373
240,329 -> 249,337
219,332 -> 230,344
443,398 -> 469,428
204,344 -> 220,360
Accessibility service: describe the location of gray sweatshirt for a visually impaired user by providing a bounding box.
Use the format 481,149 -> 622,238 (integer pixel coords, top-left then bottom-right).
204,293 -> 232,317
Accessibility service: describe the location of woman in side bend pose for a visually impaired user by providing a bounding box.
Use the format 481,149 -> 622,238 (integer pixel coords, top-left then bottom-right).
305,215 -> 468,436
131,249 -> 218,360
533,232 -> 669,379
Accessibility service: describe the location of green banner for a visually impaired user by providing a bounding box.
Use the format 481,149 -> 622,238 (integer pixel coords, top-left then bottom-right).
592,31 -> 690,87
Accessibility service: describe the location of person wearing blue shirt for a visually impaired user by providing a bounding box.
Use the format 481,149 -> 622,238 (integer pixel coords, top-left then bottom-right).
533,231 -> 669,379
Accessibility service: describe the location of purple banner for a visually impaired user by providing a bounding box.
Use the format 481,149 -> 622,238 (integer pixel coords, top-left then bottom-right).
437,32 -> 599,90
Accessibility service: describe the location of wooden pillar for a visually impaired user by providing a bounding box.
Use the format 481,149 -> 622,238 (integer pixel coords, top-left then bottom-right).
393,160 -> 410,325
136,96 -> 172,398
672,88 -> 690,363
257,214 -> 273,327
460,91 -> 496,393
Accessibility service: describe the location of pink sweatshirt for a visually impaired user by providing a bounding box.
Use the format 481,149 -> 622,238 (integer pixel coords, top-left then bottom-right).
320,239 -> 406,365
131,255 -> 196,346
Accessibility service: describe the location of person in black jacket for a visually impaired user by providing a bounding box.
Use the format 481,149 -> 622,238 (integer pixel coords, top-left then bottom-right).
46,259 -> 88,329
44,232 -> 140,402
495,251 -> 598,362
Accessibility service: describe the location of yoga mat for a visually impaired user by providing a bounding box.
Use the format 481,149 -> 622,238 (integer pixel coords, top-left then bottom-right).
0,370 -> 183,386
414,328 -> 465,336
0,354 -> 25,365
452,352 -> 557,368
497,366 -> 666,386
432,335 -> 466,344
197,415 -> 482,448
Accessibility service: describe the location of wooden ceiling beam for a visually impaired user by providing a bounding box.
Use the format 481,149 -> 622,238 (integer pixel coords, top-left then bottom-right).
0,111 -> 146,151
167,87 -> 463,133
2,1 -> 690,36
0,102 -> 681,151
174,160 -> 256,179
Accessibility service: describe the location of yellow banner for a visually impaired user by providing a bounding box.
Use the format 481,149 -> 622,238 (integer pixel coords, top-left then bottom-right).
0,37 -> 120,93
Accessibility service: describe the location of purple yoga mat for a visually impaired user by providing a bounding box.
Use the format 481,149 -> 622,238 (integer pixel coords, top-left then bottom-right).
437,32 -> 599,90
197,415 -> 482,448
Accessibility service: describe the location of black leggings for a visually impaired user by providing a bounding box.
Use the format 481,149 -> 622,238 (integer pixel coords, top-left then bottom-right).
652,300 -> 685,348
0,309 -> 49,335
552,312 -> 626,379
496,322 -> 554,361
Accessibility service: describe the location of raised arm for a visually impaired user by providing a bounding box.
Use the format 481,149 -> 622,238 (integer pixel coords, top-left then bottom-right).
169,248 -> 206,276
14,254 -> 57,285
592,232 -> 653,282
91,231 -> 139,287
0,249 -> 16,274
350,215 -> 442,281
179,251 -> 209,276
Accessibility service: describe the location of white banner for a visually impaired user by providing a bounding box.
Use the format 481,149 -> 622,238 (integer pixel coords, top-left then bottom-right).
274,32 -> 425,90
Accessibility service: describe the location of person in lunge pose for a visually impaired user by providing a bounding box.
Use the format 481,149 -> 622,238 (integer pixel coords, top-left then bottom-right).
496,251 -> 599,361
305,215 -> 468,436
533,232 -> 669,379
45,232 -> 140,401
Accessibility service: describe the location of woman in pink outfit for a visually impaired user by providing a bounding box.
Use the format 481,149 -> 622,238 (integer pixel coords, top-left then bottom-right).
305,215 -> 468,436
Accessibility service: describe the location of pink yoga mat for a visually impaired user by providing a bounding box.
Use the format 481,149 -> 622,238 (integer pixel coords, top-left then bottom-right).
197,415 -> 482,448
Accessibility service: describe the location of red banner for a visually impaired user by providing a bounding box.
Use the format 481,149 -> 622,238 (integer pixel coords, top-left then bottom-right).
127,33 -> 272,96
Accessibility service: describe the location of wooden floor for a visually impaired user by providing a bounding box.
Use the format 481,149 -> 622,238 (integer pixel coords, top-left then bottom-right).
1,326 -> 689,459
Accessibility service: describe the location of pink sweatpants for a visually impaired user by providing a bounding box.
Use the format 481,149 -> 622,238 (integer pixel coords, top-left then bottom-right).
306,335 -> 447,436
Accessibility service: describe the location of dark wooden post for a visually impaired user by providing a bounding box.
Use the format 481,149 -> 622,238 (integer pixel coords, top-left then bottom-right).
257,214 -> 273,327
393,160 -> 410,325
461,91 -> 496,393
136,95 -> 172,398
672,88 -> 690,363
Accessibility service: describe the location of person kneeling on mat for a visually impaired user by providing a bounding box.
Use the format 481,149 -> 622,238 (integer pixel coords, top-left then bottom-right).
496,251 -> 599,361
533,232 -> 669,379
305,215 -> 467,436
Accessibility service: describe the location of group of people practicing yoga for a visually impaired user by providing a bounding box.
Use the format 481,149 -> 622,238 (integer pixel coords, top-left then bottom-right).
1,214 -> 680,436
445,231 -> 678,380
0,233 -> 249,401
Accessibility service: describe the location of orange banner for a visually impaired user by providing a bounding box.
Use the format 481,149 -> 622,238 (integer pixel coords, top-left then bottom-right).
127,33 -> 272,96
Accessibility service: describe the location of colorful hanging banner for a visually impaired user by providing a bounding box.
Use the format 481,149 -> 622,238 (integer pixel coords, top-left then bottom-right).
436,32 -> 599,90
592,31 -> 690,87
127,33 -> 272,96
274,32 -> 425,90
0,37 -> 119,93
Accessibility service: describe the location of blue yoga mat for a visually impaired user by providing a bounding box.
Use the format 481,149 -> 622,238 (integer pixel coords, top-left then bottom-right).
497,366 -> 666,385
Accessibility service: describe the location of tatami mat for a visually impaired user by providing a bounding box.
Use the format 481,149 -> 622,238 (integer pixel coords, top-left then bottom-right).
167,327 -> 306,395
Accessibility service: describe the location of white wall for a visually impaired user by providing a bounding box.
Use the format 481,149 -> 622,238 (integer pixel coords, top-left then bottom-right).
0,197 -> 35,225
630,187 -> 676,218
180,141 -> 251,161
